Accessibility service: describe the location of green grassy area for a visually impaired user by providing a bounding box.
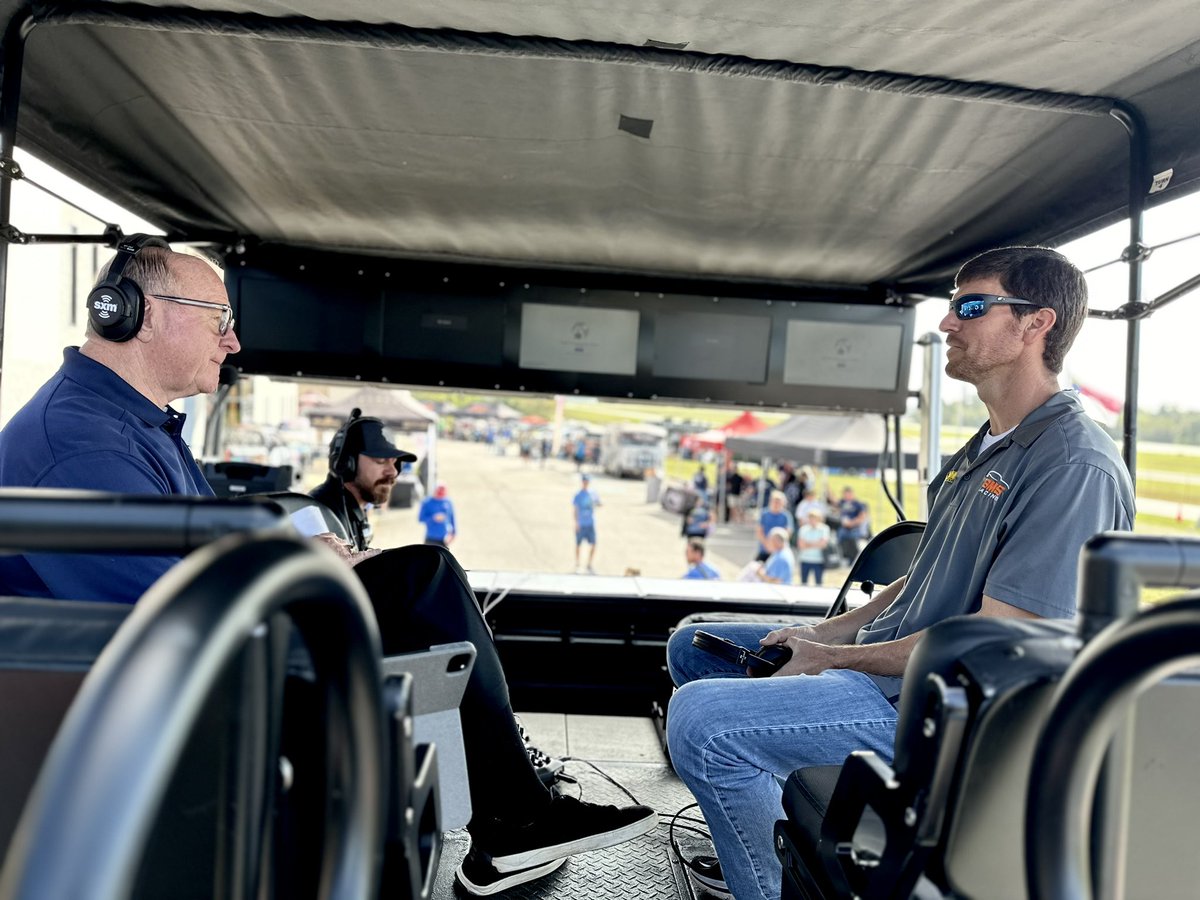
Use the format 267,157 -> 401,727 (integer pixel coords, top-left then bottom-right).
1134,450 -> 1200,475
1135,479 -> 1200,505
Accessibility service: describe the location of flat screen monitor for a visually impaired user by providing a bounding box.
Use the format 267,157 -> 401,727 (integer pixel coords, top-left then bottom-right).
202,462 -> 294,498
653,311 -> 771,382
518,303 -> 640,375
782,320 -> 904,390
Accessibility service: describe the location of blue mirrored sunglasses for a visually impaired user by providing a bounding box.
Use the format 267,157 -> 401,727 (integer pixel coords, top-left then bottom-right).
950,293 -> 1040,320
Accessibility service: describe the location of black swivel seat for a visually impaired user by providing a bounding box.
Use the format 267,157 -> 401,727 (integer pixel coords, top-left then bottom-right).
823,520 -> 926,619
775,615 -> 1077,900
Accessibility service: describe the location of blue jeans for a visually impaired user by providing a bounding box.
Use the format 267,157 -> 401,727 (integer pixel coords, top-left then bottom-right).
799,561 -> 824,585
666,622 -> 898,900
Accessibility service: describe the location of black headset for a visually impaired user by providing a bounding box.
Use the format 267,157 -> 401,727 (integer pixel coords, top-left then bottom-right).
328,408 -> 387,482
86,233 -> 171,342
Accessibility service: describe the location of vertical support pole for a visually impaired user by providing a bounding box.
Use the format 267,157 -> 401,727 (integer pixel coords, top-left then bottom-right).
916,332 -> 944,521
0,13 -> 33,407
1086,102 -> 1151,900
1109,103 -> 1149,487
892,412 -> 904,515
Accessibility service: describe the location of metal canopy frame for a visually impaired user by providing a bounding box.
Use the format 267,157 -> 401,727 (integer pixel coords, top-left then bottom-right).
0,4 -> 1154,480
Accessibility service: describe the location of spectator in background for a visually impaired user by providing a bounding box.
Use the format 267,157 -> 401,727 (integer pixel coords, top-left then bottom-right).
683,499 -> 714,539
419,483 -> 458,548
693,465 -> 710,501
573,473 -> 601,574
683,540 -> 720,580
754,491 -> 794,562
837,486 -> 871,563
797,508 -> 832,585
757,527 -> 795,584
795,488 -> 825,526
725,465 -> 746,523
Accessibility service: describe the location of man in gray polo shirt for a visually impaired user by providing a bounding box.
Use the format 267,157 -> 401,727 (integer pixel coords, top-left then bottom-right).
665,246 -> 1135,900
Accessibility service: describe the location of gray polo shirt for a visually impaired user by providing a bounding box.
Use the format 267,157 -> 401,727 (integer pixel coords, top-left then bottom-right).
858,390 -> 1134,699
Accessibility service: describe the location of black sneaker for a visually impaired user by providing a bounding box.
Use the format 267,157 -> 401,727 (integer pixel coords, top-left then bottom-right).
685,854 -> 733,899
455,845 -> 565,896
479,793 -> 658,873
514,718 -> 565,785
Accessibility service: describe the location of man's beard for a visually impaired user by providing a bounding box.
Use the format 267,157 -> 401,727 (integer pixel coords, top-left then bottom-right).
369,480 -> 395,506
353,473 -> 395,506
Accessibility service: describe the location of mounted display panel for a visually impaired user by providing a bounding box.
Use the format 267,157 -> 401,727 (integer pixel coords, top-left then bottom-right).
228,246 -> 916,414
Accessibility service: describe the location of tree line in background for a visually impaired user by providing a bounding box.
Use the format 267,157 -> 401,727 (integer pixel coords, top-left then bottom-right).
932,398 -> 1200,446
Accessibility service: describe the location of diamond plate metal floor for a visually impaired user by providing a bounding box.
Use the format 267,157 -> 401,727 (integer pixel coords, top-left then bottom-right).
431,715 -> 724,899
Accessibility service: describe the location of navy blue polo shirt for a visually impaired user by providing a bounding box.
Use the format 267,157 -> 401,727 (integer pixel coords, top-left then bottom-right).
0,348 -> 213,603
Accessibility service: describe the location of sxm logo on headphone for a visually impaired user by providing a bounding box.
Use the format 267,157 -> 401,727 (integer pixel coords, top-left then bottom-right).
86,234 -> 170,342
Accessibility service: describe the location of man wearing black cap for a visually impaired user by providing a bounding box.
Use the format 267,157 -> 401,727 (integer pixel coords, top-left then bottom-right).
310,411 -> 417,552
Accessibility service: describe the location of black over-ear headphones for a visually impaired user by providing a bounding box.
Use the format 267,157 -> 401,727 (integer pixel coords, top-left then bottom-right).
86,233 -> 171,342
328,408 -> 387,482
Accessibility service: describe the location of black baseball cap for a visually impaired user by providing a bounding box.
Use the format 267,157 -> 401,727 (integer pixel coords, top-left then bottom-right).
353,418 -> 417,463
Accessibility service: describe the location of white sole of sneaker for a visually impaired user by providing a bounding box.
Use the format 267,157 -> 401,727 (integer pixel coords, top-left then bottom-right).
491,810 -> 658,873
456,855 -> 565,895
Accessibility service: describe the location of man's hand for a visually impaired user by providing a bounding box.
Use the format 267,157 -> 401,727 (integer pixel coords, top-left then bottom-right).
760,623 -> 820,647
772,638 -> 837,677
311,533 -> 382,568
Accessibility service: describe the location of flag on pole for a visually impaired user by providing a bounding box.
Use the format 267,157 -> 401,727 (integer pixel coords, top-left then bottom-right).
1071,379 -> 1123,427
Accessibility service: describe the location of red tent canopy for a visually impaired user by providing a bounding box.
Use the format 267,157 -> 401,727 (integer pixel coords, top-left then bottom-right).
679,429 -> 728,452
719,411 -> 769,435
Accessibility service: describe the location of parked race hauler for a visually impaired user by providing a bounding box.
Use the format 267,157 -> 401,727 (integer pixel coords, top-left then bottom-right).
600,424 -> 667,478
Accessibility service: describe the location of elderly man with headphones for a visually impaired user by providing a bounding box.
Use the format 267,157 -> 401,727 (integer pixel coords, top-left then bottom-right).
0,235 -> 657,895
310,408 -> 416,553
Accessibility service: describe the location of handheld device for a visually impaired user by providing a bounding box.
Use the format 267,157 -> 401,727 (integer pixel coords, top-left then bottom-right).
691,630 -> 793,677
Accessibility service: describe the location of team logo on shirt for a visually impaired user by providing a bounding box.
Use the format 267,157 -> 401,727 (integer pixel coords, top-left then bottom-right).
979,470 -> 1010,501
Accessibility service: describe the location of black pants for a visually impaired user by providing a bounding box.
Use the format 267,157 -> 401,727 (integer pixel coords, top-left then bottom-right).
352,545 -> 551,829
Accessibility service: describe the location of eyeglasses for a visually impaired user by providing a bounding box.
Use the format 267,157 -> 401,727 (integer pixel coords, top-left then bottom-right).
152,294 -> 236,335
950,293 -> 1041,320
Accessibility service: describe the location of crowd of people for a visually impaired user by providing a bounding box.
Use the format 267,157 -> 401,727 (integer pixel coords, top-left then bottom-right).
679,466 -> 873,586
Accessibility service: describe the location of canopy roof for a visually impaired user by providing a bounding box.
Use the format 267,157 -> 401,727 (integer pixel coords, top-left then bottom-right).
725,413 -> 917,470
304,385 -> 436,428
3,2 -> 1199,293
446,400 -> 523,420
719,411 -> 769,436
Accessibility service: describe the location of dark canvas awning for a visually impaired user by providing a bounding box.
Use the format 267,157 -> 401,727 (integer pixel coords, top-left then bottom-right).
725,413 -> 917,470
0,2 -> 1197,293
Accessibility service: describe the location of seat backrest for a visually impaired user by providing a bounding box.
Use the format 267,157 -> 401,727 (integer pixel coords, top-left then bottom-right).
0,598 -> 130,858
825,520 -> 925,618
258,491 -> 350,542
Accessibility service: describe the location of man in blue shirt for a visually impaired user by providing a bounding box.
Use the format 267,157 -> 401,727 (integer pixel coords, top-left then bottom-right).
0,246 -> 240,603
419,483 -> 458,547
666,246 -> 1135,900
572,473 -> 600,574
754,490 -> 794,561
756,527 -> 796,585
0,241 -> 656,895
836,486 -> 870,563
682,539 -> 719,580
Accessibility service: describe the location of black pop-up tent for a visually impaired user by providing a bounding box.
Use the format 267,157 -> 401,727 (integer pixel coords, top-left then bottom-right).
725,414 -> 919,471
